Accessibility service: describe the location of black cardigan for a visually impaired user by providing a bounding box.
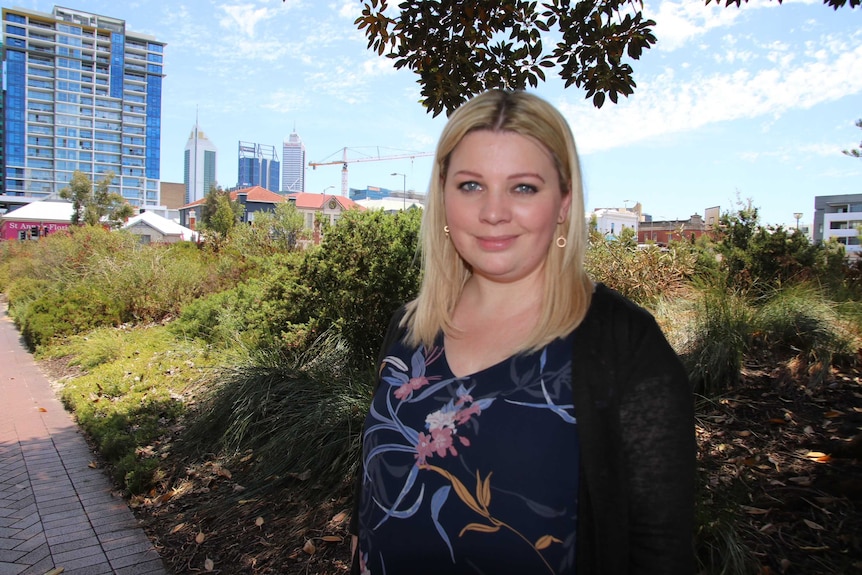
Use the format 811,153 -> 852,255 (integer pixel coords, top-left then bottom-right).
351,284 -> 695,574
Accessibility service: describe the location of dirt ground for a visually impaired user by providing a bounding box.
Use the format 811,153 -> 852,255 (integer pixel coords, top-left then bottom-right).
49,353 -> 862,574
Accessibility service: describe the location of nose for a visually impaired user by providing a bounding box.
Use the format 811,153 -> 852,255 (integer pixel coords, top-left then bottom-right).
478,189 -> 511,224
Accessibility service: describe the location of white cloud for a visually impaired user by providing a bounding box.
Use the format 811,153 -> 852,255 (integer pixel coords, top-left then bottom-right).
336,0 -> 363,20
646,0 -> 748,51
559,37 -> 862,154
219,4 -> 276,37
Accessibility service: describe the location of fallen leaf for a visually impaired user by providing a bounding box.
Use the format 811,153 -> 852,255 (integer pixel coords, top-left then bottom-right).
330,511 -> 348,524
799,545 -> 829,552
233,484 -> 245,493
737,430 -> 752,437
320,535 -> 343,543
204,557 -> 214,571
255,516 -> 264,527
804,451 -> 832,463
803,519 -> 825,530
88,461 -> 98,469
38,407 -> 47,412
288,470 -> 312,481
740,505 -> 770,515
779,558 -> 791,573
803,425 -> 815,436
768,418 -> 786,425
823,410 -> 843,418
213,465 -> 232,479
788,476 -> 812,486
759,523 -> 776,534
303,540 -> 316,555
195,532 -> 206,544
170,522 -> 186,534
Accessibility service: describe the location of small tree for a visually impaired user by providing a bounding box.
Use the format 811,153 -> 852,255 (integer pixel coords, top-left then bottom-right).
200,186 -> 244,239
60,171 -> 133,228
843,119 -> 862,158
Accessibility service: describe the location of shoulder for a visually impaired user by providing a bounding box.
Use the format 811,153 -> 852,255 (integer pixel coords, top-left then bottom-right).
580,283 -> 659,336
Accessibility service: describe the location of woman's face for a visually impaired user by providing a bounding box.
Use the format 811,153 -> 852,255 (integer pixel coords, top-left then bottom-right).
443,129 -> 570,285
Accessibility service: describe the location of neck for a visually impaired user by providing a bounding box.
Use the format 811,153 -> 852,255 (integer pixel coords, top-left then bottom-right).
459,272 -> 544,320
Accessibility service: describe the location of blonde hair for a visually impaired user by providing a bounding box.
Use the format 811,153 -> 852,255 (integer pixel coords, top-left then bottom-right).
404,90 -> 593,352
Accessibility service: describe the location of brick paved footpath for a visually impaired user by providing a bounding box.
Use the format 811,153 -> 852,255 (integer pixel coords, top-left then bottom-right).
0,301 -> 168,575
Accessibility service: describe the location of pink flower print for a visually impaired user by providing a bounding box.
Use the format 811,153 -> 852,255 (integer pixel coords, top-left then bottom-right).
430,426 -> 458,458
415,432 -> 435,465
458,435 -> 471,447
455,402 -> 482,425
394,375 -> 430,401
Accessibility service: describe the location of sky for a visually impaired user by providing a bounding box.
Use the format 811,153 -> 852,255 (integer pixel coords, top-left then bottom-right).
8,0 -> 862,228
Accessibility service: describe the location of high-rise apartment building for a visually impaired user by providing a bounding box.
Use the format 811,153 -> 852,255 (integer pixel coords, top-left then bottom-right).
1,5 -> 165,207
238,141 -> 280,192
184,124 -> 217,204
281,130 -> 305,193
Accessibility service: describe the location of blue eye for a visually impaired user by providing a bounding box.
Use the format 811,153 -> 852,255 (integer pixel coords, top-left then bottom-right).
459,181 -> 482,192
514,184 -> 538,194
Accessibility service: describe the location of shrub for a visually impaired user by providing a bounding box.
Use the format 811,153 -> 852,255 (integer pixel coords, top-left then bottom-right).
18,283 -> 123,347
181,329 -> 371,498
754,284 -> 857,384
586,237 -> 696,308
280,209 -> 422,369
680,279 -> 754,396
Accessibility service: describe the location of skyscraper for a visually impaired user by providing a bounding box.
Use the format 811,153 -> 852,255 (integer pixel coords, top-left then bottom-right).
238,141 -> 280,192
281,130 -> 305,193
1,5 -> 165,207
183,123 -> 217,204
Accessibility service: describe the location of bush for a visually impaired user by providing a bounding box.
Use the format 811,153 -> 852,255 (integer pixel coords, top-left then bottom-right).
18,283 -> 123,347
680,279 -> 754,396
586,237 -> 696,308
754,284 -> 857,384
279,209 -> 422,369
182,329 -> 371,498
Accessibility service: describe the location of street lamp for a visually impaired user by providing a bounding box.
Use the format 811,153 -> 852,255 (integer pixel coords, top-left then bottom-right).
391,172 -> 406,210
793,212 -> 803,230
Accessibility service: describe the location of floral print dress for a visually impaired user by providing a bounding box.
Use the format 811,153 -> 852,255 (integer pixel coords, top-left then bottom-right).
357,331 -> 580,575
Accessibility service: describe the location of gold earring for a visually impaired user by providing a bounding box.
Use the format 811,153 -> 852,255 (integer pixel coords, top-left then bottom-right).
444,225 -> 450,239
556,236 -> 567,248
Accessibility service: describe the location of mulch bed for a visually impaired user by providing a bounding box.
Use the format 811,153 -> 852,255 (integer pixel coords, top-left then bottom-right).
44,352 -> 862,574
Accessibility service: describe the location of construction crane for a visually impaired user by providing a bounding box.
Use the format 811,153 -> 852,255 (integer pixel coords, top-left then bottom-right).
309,147 -> 434,197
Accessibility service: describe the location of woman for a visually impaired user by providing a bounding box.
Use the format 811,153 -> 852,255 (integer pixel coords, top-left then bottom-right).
350,90 -> 695,574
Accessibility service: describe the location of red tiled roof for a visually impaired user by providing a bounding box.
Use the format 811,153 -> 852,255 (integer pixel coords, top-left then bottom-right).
286,193 -> 364,211
235,186 -> 287,203
179,186 -> 287,209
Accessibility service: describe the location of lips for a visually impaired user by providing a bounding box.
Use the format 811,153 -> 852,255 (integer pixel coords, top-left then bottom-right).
477,235 -> 517,251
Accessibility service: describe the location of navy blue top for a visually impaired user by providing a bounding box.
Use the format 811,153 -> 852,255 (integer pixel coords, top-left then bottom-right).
358,331 -> 580,575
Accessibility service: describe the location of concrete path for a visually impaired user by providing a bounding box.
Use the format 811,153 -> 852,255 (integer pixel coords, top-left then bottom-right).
0,302 -> 168,575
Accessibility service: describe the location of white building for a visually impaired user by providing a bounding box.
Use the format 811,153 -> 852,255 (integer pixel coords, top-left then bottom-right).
589,207 -> 639,238
183,124 -> 217,204
813,194 -> 862,256
281,131 -> 306,193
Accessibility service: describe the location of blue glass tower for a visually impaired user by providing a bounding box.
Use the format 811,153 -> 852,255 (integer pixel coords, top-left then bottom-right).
238,141 -> 280,192
1,5 -> 165,208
